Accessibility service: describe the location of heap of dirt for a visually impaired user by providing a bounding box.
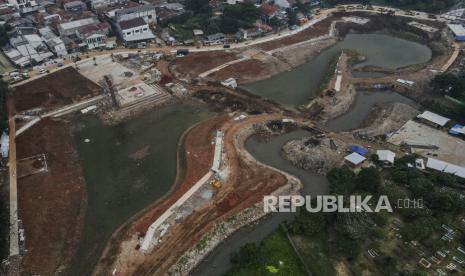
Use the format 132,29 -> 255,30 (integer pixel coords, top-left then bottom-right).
12,67 -> 101,113
282,136 -> 344,174
355,102 -> 420,137
16,119 -> 86,275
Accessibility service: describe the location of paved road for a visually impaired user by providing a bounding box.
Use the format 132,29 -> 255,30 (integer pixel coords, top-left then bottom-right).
9,4 -> 453,87
8,116 -> 19,256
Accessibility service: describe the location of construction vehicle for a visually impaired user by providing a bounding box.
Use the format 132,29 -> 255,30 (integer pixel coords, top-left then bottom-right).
211,179 -> 222,189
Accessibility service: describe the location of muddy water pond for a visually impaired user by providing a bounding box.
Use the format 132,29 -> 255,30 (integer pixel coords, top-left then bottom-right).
69,103 -> 213,275
242,33 -> 431,106
325,90 -> 419,132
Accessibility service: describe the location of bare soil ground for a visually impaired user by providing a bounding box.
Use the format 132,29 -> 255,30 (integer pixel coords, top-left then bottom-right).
12,67 -> 101,113
170,17 -> 334,84
208,59 -> 277,83
94,113 -> 290,275
255,17 -> 334,51
16,119 -> 86,276
171,51 -> 239,77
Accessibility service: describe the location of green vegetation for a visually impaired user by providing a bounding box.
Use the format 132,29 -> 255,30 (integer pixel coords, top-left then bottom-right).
421,72 -> 465,124
321,0 -> 459,13
0,80 -> 8,131
228,156 -> 465,275
0,199 -> 8,259
431,72 -> 465,103
162,1 -> 260,40
226,227 -> 307,276
0,24 -> 11,48
219,3 -> 260,34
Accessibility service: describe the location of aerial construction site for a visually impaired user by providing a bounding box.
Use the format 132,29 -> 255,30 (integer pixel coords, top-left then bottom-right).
2,3 -> 465,276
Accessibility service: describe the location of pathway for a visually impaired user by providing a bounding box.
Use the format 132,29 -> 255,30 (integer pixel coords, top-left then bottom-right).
8,116 -> 19,256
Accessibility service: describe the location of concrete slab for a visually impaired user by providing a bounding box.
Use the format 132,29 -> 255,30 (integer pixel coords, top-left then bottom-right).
388,120 -> 465,166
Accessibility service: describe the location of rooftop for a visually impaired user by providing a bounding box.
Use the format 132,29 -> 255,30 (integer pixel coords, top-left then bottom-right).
388,120 -> 465,166
417,111 -> 450,127
377,150 -> 395,164
448,24 -> 465,37
59,17 -> 99,31
426,158 -> 465,179
115,4 -> 155,16
345,152 -> 366,165
119,17 -> 146,29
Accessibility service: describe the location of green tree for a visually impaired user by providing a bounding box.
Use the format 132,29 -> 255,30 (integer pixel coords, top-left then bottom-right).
289,210 -> 326,235
287,8 -> 298,26
0,24 -> 12,47
185,0 -> 211,15
327,166 -> 355,195
401,216 -> 439,242
332,234 -> 361,261
375,256 -> 397,276
220,3 -> 260,34
356,167 -> 382,194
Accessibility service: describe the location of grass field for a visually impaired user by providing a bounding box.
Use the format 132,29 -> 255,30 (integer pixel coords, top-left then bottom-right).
227,227 -> 307,276
292,232 -> 337,276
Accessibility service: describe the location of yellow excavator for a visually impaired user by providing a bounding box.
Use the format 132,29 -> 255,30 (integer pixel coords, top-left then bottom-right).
211,179 -> 222,189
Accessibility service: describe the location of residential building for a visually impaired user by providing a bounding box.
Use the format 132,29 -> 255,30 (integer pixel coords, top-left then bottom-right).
260,3 -> 279,20
58,17 -> 99,36
7,0 -> 39,13
64,0 -> 87,12
117,17 -> 155,44
156,3 -> 184,23
91,0 -> 127,11
39,27 -> 68,57
0,6 -> 19,21
236,27 -> 263,40
205,32 -> 225,45
76,22 -> 111,49
4,33 -> 53,66
114,4 -> 156,24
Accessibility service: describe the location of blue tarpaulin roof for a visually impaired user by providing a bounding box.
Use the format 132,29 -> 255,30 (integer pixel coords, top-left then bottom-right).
449,124 -> 464,135
350,145 -> 368,156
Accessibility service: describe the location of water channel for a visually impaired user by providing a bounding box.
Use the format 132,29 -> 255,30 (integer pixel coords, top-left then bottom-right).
69,103 -> 213,275
193,33 -> 429,275
242,33 -> 431,107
